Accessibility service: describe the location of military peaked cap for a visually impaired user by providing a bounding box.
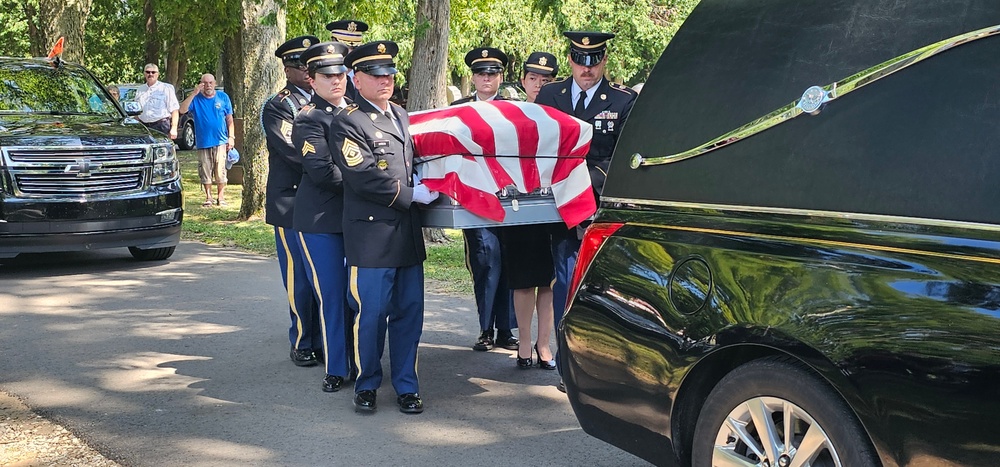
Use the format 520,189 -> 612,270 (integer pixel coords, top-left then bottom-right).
345,41 -> 399,76
275,35 -> 320,67
464,47 -> 508,74
326,20 -> 369,47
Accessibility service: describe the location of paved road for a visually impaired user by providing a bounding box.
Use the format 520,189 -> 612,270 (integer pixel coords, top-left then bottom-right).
0,242 -> 649,466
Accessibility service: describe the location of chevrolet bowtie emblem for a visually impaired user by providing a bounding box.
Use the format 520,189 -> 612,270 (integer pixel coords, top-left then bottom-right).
64,159 -> 101,178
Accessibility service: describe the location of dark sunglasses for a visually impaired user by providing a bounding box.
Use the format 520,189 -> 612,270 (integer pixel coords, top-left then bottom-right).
144,70 -> 158,74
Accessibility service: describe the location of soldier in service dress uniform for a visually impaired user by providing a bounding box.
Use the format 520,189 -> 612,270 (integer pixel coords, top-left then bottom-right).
291,41 -> 354,393
325,19 -> 368,102
331,41 -> 440,414
534,31 -> 638,389
261,35 -> 323,367
450,47 -> 519,354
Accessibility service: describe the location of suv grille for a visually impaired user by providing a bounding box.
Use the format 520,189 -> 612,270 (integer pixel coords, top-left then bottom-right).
2,147 -> 148,196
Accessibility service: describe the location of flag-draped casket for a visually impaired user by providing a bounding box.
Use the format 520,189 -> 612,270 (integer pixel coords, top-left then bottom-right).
410,101 -> 596,229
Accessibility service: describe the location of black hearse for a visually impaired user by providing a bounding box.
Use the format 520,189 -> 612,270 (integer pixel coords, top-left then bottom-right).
0,56 -> 182,261
558,1 -> 1000,466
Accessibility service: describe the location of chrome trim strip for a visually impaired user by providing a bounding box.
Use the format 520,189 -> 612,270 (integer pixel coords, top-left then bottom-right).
630,23 -> 1000,169
601,197 -> 1000,232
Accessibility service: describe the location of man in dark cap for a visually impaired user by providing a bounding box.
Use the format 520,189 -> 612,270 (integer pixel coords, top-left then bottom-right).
326,19 -> 369,101
261,35 -> 323,368
450,47 -> 519,354
291,41 -> 354,393
332,40 -> 440,414
535,31 -> 638,390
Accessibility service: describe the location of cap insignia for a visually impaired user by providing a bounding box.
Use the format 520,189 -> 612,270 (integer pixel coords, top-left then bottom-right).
582,37 -> 591,46
376,159 -> 388,170
377,43 -> 386,53
481,50 -> 489,58
538,57 -> 548,66
327,44 -> 335,53
303,38 -> 312,47
348,22 -> 357,32
600,94 -> 607,101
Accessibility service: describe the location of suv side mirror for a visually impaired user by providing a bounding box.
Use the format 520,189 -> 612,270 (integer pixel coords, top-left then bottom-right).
121,100 -> 142,116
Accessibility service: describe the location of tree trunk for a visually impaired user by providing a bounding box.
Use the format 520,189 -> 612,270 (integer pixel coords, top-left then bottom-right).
409,0 -> 451,242
22,2 -> 44,57
143,0 -> 158,66
407,0 -> 450,112
165,27 -> 183,87
36,0 -> 92,64
226,0 -> 284,221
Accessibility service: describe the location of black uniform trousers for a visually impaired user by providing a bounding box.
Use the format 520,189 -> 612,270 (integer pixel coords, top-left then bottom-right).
464,227 -> 514,333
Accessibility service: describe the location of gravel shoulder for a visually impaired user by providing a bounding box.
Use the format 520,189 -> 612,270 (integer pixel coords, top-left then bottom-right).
0,392 -> 119,466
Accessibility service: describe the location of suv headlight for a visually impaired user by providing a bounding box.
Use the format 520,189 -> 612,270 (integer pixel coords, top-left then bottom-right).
151,143 -> 179,184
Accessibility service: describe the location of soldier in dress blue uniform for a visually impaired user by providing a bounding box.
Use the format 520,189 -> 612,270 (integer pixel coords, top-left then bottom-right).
291,41 -> 354,393
325,20 -> 368,102
534,31 -> 638,390
332,41 -> 440,414
262,35 -> 323,367
450,47 -> 519,353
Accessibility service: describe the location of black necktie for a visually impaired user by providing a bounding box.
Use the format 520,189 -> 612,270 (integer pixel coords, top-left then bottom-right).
574,90 -> 587,116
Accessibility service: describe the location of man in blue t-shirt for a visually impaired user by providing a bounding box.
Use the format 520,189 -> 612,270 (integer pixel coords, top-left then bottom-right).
180,74 -> 235,207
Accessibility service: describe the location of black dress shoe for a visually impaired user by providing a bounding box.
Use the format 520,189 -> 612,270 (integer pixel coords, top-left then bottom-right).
313,349 -> 325,364
516,352 -> 533,369
472,330 -> 494,351
496,331 -> 519,350
290,349 -> 318,367
397,393 -> 424,414
535,343 -> 557,370
322,375 -> 344,393
354,390 -> 377,412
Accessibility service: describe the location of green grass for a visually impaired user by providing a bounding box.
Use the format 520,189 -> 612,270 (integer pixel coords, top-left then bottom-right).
177,150 -> 472,295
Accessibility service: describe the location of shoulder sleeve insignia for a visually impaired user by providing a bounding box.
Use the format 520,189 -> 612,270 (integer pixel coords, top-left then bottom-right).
342,138 -> 363,167
301,141 -> 315,156
280,120 -> 293,144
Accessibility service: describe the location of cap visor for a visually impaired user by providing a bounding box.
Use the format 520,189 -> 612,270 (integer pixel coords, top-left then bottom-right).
313,64 -> 349,75
524,65 -> 555,76
472,66 -> 503,74
360,65 -> 397,76
570,50 -> 605,67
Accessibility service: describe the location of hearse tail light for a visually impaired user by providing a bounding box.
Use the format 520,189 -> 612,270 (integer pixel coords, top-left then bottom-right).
568,222 -> 625,308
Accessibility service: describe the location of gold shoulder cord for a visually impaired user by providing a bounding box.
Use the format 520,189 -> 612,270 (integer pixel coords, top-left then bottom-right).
630,24 -> 1000,169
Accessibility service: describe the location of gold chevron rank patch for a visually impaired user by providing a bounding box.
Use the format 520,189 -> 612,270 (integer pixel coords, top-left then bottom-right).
281,121 -> 293,144
301,141 -> 315,156
342,139 -> 363,167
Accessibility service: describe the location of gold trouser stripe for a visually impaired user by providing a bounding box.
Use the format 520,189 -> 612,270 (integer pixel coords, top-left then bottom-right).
662,224 -> 1000,265
349,266 -> 362,375
278,227 -> 305,348
299,232 -> 327,363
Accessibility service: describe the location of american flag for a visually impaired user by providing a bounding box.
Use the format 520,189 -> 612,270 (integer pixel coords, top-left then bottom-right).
409,101 -> 596,228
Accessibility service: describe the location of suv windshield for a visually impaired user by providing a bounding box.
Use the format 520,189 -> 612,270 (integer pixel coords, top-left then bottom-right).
0,62 -> 120,116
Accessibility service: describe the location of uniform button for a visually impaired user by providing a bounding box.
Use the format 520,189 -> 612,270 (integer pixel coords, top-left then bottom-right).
368,216 -> 374,221
292,184 -> 297,189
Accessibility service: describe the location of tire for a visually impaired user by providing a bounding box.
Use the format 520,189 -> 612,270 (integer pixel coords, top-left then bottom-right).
692,358 -> 878,467
179,121 -> 195,150
128,246 -> 175,261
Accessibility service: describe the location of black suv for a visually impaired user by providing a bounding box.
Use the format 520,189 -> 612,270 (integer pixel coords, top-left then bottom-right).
558,0 -> 1000,466
1,57 -> 183,261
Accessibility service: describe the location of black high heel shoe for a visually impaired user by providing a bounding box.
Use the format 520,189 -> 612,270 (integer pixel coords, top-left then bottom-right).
535,343 -> 556,370
516,350 -> 533,369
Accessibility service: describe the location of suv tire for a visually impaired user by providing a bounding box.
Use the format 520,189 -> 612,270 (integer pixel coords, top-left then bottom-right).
128,246 -> 176,261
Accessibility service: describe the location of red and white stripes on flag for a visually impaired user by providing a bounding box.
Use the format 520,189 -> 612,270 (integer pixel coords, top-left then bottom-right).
409,101 -> 596,228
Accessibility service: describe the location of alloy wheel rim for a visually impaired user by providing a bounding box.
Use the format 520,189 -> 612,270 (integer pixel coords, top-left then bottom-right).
712,396 -> 842,467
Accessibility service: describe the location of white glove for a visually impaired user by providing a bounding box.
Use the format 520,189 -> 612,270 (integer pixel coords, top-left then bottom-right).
412,183 -> 440,205
412,173 -> 422,185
